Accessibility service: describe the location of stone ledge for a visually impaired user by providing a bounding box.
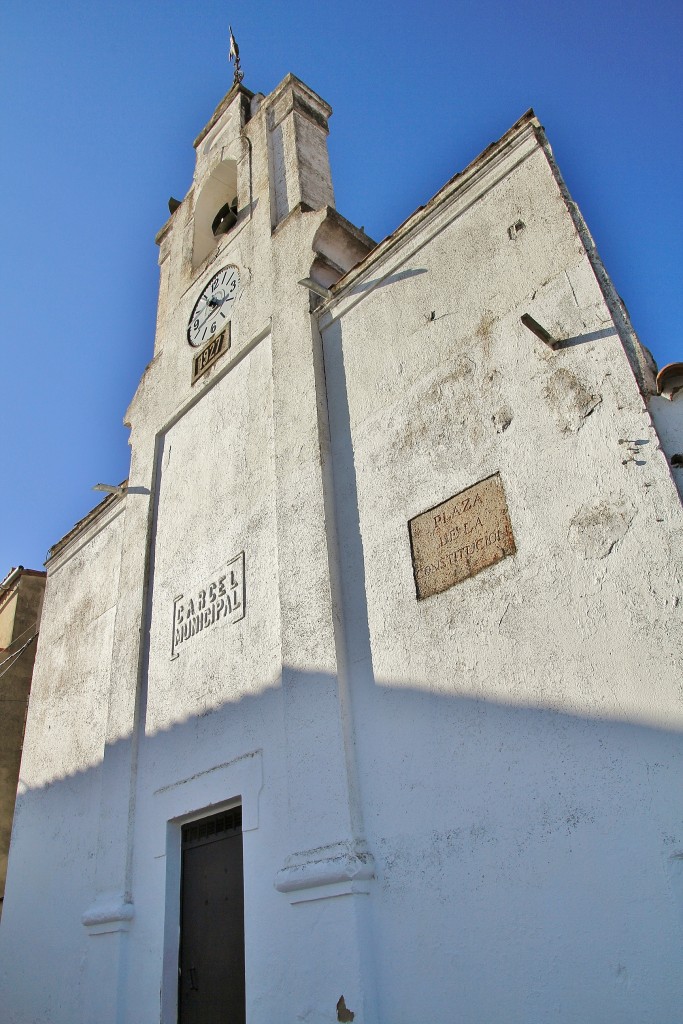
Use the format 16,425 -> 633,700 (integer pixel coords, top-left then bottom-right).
82,894 -> 134,934
274,840 -> 374,894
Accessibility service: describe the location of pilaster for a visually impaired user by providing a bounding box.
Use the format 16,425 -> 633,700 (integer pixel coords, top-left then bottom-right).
267,206 -> 377,1020
264,75 -> 335,229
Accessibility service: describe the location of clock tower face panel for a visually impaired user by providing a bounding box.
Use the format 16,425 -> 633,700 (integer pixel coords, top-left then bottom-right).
187,265 -> 241,347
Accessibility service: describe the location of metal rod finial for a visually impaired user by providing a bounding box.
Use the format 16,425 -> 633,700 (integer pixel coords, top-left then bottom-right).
228,25 -> 244,86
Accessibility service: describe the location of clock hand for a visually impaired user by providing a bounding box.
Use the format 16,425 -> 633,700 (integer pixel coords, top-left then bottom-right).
191,309 -> 215,338
191,284 -> 234,339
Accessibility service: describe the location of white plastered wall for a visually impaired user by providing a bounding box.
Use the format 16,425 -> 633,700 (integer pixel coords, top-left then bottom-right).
0,503 -> 125,1023
319,127 -> 683,1023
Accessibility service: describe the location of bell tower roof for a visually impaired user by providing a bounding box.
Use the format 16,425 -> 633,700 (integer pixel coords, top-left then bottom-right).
193,82 -> 254,151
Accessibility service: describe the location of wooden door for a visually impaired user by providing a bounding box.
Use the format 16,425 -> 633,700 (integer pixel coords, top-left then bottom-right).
178,807 -> 245,1024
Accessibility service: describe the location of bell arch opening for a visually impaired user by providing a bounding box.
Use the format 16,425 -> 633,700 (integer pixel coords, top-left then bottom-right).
192,159 -> 238,269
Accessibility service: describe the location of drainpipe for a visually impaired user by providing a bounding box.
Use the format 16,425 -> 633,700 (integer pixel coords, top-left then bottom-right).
0,566 -> 24,594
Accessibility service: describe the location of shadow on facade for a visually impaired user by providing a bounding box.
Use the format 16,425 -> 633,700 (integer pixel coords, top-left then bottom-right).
1,665 -> 682,1019
4,674 -> 683,923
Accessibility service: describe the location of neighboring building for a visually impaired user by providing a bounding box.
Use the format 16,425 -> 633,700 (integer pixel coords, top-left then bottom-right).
0,566 -> 45,918
1,72 -> 682,1024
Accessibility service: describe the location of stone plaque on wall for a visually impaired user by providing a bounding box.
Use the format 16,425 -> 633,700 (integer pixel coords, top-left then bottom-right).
191,325 -> 231,385
409,473 -> 515,599
171,551 -> 245,658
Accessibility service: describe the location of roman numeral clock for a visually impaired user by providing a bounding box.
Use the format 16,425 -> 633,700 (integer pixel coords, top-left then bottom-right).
188,265 -> 241,383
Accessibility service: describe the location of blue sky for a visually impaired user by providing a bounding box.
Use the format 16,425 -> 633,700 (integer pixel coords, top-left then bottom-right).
1,0 -> 681,573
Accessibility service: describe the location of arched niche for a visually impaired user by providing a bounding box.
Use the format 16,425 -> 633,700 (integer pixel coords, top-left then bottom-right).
192,159 -> 238,269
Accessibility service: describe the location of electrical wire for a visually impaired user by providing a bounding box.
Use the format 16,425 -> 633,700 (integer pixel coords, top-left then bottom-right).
0,633 -> 37,683
0,618 -> 40,658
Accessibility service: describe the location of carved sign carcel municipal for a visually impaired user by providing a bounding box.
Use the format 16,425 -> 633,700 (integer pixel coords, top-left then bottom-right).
171,551 -> 245,659
409,473 -> 515,599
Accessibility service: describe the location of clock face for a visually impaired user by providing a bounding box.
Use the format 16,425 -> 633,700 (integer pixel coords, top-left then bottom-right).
187,265 -> 240,347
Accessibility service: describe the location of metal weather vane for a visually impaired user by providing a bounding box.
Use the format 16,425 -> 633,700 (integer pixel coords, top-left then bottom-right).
229,26 -> 244,85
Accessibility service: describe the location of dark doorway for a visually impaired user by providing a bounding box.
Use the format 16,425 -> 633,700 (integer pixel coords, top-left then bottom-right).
178,806 -> 245,1024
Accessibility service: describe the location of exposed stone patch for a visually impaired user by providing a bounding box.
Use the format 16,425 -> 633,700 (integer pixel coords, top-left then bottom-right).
492,406 -> 513,433
337,995 -> 355,1021
543,367 -> 602,433
476,310 -> 496,342
568,499 -> 635,559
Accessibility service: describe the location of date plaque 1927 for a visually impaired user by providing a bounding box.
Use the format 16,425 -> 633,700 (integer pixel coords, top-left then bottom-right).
191,325 -> 231,385
409,472 -> 516,599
